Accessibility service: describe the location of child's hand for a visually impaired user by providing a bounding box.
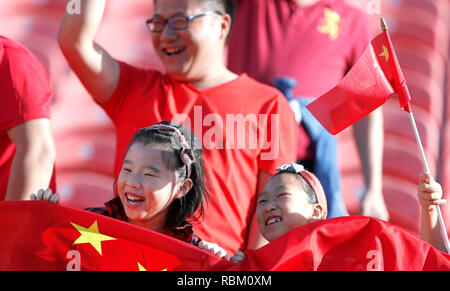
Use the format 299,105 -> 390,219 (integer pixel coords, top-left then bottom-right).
30,188 -> 60,204
417,172 -> 446,211
198,240 -> 228,260
230,250 -> 246,263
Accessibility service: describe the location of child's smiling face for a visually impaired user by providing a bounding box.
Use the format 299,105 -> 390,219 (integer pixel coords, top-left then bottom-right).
116,142 -> 184,231
256,173 -> 323,242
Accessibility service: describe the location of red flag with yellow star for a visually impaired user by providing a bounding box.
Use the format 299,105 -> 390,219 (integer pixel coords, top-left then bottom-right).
306,30 -> 411,135
0,201 -> 222,271
0,201 -> 448,271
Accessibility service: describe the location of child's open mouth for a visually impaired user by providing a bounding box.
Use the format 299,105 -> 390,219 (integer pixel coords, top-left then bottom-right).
125,193 -> 145,206
163,47 -> 186,56
265,216 -> 283,226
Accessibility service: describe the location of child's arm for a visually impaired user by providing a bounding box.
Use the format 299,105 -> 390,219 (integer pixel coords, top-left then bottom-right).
30,188 -> 60,203
417,172 -> 448,252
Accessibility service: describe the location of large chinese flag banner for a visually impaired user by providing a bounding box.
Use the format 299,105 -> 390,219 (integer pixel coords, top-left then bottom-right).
0,201 -> 449,271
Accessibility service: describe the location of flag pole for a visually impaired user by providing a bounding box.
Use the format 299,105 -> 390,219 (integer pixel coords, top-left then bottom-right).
381,17 -> 450,254
409,110 -> 450,253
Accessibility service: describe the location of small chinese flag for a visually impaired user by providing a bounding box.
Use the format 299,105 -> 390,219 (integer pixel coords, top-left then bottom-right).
307,26 -> 411,135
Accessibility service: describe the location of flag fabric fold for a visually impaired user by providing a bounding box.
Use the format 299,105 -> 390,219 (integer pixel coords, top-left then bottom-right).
0,201 -> 449,271
307,30 -> 411,135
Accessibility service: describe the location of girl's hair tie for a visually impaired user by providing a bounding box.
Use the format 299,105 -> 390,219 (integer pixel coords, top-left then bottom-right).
147,124 -> 195,178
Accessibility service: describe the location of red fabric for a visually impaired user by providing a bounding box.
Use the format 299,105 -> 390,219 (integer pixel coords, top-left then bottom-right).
227,0 -> 371,158
0,36 -> 55,200
306,32 -> 404,135
1,201 -> 449,271
99,61 -> 299,254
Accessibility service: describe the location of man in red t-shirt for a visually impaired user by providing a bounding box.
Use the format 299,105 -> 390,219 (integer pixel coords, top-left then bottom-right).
0,36 -> 56,201
58,0 -> 298,254
227,0 -> 388,221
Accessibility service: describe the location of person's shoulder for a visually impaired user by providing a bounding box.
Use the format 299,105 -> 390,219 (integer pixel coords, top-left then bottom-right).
1,36 -> 36,60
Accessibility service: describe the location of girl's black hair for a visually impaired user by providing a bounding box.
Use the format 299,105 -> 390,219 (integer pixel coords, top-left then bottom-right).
125,121 -> 208,229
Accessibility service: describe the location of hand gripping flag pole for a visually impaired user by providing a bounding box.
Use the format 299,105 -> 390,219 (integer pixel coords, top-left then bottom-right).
380,17 -> 450,254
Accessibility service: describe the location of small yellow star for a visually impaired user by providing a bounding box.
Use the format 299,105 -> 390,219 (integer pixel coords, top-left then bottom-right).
138,262 -> 147,271
379,45 -> 389,62
137,262 -> 167,271
70,220 -> 116,255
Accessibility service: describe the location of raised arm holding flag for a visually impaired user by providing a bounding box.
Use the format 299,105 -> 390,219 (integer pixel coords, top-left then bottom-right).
307,17 -> 450,254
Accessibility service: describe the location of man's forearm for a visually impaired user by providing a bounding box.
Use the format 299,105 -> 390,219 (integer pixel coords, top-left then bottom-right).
58,0 -> 107,46
5,146 -> 55,201
353,108 -> 384,191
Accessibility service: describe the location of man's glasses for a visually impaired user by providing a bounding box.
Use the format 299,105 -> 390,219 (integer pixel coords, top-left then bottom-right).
146,10 -> 223,33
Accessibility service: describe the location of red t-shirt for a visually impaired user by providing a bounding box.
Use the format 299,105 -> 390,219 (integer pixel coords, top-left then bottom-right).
0,36 -> 55,201
227,0 -> 371,159
100,61 -> 299,253
228,0 -> 371,98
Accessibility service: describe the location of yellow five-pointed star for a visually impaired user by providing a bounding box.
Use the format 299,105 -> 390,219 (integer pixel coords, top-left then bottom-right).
70,220 -> 116,255
379,45 -> 389,62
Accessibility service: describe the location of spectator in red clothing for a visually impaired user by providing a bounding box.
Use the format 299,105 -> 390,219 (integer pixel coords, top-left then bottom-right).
227,0 -> 388,221
0,36 -> 56,201
58,0 -> 298,254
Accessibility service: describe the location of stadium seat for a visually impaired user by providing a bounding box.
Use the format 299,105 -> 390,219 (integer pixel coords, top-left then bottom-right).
382,101 -> 440,161
383,176 -> 421,234
383,11 -> 448,58
395,47 -> 446,84
56,171 -> 115,210
383,135 -> 437,185
400,69 -> 445,125
382,0 -> 449,20
54,130 -> 116,177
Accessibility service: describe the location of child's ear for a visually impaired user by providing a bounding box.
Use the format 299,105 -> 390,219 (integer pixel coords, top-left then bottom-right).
176,178 -> 193,199
310,204 -> 324,221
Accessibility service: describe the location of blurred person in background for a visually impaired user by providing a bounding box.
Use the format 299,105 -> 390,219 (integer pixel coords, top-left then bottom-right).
0,35 -> 56,201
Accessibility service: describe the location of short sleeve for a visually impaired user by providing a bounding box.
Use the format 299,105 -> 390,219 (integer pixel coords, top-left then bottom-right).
99,61 -> 162,123
0,44 -> 53,131
345,8 -> 372,71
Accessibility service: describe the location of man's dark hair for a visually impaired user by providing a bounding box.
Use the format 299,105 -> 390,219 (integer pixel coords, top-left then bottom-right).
210,0 -> 236,38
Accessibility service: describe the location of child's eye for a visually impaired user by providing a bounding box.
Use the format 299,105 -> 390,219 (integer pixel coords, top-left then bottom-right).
277,193 -> 289,198
257,199 -> 267,204
123,168 -> 132,173
144,173 -> 155,177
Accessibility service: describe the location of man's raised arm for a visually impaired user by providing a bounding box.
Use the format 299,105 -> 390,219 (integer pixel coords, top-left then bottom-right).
58,0 -> 120,104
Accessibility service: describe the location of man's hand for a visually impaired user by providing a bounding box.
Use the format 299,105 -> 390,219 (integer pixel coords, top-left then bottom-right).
360,188 -> 389,221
